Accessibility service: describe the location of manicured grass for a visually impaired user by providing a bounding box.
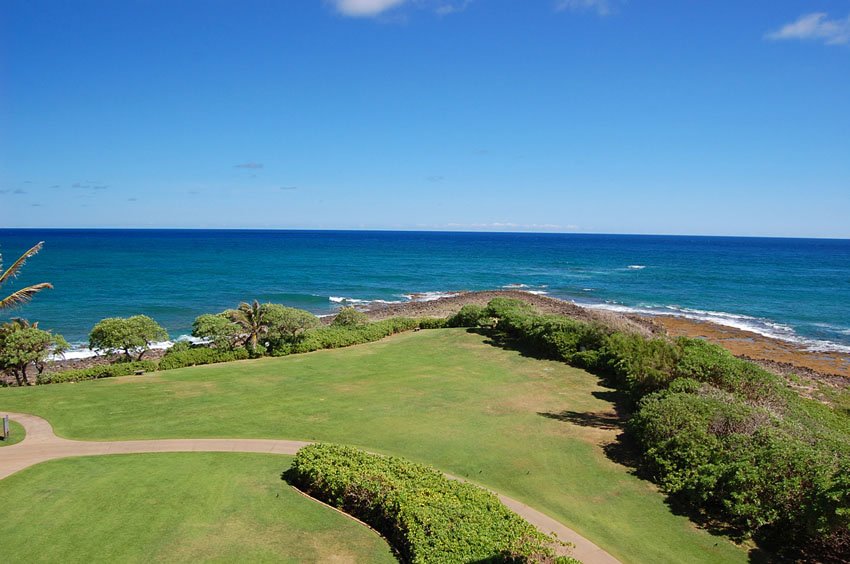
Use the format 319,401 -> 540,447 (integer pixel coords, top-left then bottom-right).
0,453 -> 395,563
0,329 -> 749,563
0,419 -> 24,446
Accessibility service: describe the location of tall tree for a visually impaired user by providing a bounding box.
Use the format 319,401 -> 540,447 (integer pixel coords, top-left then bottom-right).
0,241 -> 53,310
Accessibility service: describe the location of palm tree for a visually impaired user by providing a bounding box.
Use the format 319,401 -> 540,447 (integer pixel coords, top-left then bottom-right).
226,300 -> 268,350
0,242 -> 53,310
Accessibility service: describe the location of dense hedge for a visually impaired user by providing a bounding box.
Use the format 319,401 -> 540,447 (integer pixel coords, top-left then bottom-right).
37,360 -> 158,384
288,443 -> 577,564
158,346 -> 250,370
482,298 -> 850,561
272,317 -> 443,356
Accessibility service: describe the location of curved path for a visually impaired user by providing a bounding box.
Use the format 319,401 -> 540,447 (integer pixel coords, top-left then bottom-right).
1,412 -> 619,564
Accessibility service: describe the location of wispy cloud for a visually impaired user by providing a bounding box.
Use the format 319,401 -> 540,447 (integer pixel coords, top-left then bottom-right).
234,162 -> 264,169
435,1 -> 471,16
442,222 -> 579,231
555,0 -> 615,16
331,0 -> 406,18
766,12 -> 850,45
329,0 -> 470,18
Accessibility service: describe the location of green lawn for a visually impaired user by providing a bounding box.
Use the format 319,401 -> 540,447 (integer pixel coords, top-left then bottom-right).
0,329 -> 750,563
0,419 -> 24,446
0,453 -> 395,563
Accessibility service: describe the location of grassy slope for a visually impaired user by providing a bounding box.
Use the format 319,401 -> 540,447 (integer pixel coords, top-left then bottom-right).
0,453 -> 395,563
0,329 -> 747,563
0,419 -> 24,446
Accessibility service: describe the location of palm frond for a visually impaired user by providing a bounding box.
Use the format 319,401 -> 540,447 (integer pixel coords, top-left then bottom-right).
0,241 -> 45,286
0,283 -> 53,310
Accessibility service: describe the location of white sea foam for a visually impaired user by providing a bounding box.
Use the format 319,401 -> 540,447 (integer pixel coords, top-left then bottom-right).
501,284 -> 549,295
579,301 -> 850,354
402,291 -> 460,302
54,335 -> 203,361
627,265 -> 646,270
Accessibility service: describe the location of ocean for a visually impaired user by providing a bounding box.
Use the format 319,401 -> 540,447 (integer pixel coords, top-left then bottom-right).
1,229 -> 849,356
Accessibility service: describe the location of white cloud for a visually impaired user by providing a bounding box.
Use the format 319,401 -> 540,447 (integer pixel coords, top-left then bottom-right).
765,12 -> 850,45
555,0 -> 614,16
330,0 -> 471,18
331,0 -> 407,17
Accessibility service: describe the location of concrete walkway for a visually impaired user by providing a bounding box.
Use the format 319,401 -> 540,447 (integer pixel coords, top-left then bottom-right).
1,412 -> 619,564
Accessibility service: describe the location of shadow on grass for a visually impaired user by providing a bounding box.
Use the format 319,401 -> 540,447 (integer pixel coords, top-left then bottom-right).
473,327 -> 774,562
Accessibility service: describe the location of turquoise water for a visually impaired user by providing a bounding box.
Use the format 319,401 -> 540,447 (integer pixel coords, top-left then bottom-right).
1,229 -> 848,353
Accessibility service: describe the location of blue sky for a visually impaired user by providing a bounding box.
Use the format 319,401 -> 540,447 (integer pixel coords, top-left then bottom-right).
1,0 -> 848,237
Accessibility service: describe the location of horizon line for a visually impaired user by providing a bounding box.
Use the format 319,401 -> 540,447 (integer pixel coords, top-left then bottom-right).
0,226 -> 848,241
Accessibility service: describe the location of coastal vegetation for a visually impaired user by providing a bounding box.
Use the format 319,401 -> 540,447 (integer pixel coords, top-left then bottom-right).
0,241 -> 52,310
0,328 -> 747,563
0,318 -> 67,386
470,298 -> 850,562
0,453 -> 397,562
3,295 -> 848,560
89,315 -> 168,361
288,443 -> 575,563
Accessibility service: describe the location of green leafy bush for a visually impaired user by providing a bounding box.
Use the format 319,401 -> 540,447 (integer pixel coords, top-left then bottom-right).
284,317 -> 423,355
331,307 -> 369,327
157,347 -> 250,370
417,317 -> 449,329
447,304 -> 488,327
38,360 -> 157,384
192,313 -> 242,350
288,444 -> 577,564
483,298 -> 850,559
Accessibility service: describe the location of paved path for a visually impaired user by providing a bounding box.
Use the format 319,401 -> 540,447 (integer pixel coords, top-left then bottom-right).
1,412 -> 619,564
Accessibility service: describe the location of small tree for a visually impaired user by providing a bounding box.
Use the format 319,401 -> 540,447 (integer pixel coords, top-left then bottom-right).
89,315 -> 168,361
226,300 -> 268,351
264,304 -> 320,345
192,313 -> 241,350
0,319 -> 68,386
332,306 -> 369,327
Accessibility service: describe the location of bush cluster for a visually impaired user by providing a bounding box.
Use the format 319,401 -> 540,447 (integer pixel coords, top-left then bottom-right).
288,443 -> 577,564
483,299 -> 850,560
272,317 -> 436,356
158,346 -> 250,370
37,360 -> 158,384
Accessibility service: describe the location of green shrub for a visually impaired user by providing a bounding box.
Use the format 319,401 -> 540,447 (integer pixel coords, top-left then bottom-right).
287,317 -> 422,355
288,444 -> 576,564
158,347 -> 250,370
38,360 -> 158,384
482,297 -> 850,558
331,307 -> 369,327
417,317 -> 449,329
601,333 -> 681,398
447,304 -> 488,327
191,313 -> 242,350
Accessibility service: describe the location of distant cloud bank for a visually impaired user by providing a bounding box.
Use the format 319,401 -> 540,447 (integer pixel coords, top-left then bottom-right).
766,12 -> 850,46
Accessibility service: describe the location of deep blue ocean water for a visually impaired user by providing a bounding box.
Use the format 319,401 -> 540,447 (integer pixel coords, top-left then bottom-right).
1,229 -> 849,354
